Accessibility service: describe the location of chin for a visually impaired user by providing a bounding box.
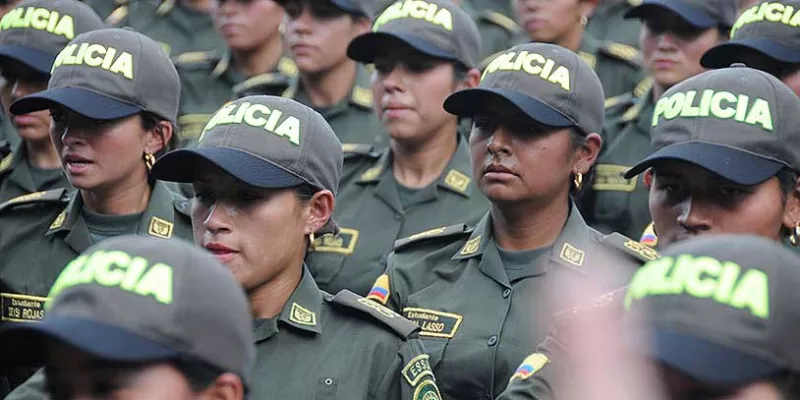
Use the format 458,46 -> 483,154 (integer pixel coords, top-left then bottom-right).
16,127 -> 50,142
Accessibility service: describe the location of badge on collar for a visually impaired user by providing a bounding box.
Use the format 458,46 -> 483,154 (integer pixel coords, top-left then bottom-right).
290,302 -> 317,326
148,217 -> 173,239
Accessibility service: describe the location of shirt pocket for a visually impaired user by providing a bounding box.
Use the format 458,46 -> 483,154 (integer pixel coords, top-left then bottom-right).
420,337 -> 449,369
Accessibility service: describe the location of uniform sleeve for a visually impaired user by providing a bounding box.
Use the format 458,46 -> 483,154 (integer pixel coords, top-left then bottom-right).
497,336 -> 563,400
366,252 -> 408,313
374,335 -> 443,400
5,368 -> 50,400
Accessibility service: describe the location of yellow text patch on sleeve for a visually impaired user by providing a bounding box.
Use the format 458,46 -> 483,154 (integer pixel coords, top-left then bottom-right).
403,307 -> 463,338
1,293 -> 48,322
402,354 -> 434,386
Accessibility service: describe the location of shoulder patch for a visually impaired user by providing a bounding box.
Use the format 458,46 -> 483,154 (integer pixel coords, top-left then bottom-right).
329,290 -> 419,338
394,224 -> 472,251
510,353 -> 550,382
599,42 -> 642,67
639,222 -> 658,247
0,188 -> 69,214
0,152 -> 12,173
604,92 -> 634,110
173,51 -> 217,69
105,5 -> 128,25
351,85 -> 373,109
601,232 -> 660,263
479,10 -> 522,34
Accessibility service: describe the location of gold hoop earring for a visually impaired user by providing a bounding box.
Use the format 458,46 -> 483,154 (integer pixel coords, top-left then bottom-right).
580,15 -> 588,26
144,153 -> 156,171
790,222 -> 800,246
309,232 -> 316,249
573,171 -> 583,191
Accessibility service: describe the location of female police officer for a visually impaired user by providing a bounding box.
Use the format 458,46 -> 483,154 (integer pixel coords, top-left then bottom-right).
365,42 -> 654,400
0,28 -> 190,302
152,95 -> 441,400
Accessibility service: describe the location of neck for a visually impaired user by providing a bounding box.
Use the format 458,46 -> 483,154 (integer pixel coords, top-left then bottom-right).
25,139 -> 61,170
391,125 -> 458,188
180,0 -> 212,12
652,81 -> 666,100
300,60 -> 358,108
559,26 -> 585,52
248,261 -> 304,319
232,34 -> 284,78
81,176 -> 152,215
491,197 -> 570,251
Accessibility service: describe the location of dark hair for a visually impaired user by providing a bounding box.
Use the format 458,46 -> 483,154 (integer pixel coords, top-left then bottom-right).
140,111 -> 178,158
768,370 -> 800,399
295,183 -> 320,204
452,63 -> 469,83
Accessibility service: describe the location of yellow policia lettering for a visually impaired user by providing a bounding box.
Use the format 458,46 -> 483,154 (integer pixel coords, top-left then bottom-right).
732,2 -> 800,38
482,51 -> 571,91
52,43 -> 135,80
0,7 -> 75,39
201,102 -> 301,145
624,255 -> 769,318
652,90 -> 773,131
373,0 -> 454,31
47,251 -> 174,308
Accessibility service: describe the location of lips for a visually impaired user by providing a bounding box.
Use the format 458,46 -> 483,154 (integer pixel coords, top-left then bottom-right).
484,164 -> 516,175
63,153 -> 93,165
204,242 -> 239,263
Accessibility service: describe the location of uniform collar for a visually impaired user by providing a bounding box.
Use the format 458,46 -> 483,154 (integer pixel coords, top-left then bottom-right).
452,211 -> 493,261
287,63 -> 373,112
578,33 -> 600,69
277,266 -> 324,334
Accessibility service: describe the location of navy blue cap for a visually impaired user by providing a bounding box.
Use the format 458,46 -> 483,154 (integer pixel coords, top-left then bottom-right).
445,87 -> 576,127
11,87 -> 142,120
0,45 -> 56,75
625,0 -> 738,29
349,31 -> 458,63
330,0 -> 365,14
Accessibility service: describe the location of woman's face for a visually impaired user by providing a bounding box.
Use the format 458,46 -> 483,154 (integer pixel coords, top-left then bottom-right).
1,60 -> 50,143
212,0 -> 284,53
648,161 -> 796,247
640,11 -> 723,92
514,0 -> 594,44
191,165 -> 312,293
49,109 -> 162,192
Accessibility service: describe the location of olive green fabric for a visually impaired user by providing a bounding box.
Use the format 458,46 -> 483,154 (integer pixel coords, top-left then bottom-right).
104,0 -> 225,57
582,88 -> 655,240
3,368 -> 46,400
82,207 -> 143,244
461,0 -> 525,61
586,0 -> 643,49
305,136 -> 488,296
250,267 -> 442,399
175,53 -> 298,146
0,112 -> 19,156
367,206 -> 651,399
0,181 -> 192,299
289,64 -> 388,147
499,246 -> 552,283
577,33 -> 647,100
0,146 -> 70,203
467,0 -> 515,19
84,0 -> 126,19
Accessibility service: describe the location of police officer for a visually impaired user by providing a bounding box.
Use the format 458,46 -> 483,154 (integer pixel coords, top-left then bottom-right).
278,0 -> 385,146
586,0 -> 643,48
175,0 -> 297,144
470,0 -> 515,18
305,0 -> 489,296
702,0 -> 800,96
2,236 -> 254,400
0,0 -> 104,203
514,0 -> 647,99
366,42 -> 655,400
582,0 -> 737,243
153,95 -> 442,400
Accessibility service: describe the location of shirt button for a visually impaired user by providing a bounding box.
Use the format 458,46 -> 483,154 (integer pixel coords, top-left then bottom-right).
487,335 -> 498,346
502,288 -> 512,298
394,213 -> 402,221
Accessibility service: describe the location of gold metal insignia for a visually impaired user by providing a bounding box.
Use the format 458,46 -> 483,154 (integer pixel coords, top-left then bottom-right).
290,302 -> 317,326
342,143 -> 358,153
278,57 -> 299,77
406,227 -> 447,243
560,243 -> 585,267
351,86 -> 373,108
1,293 -> 49,322
402,354 -> 434,386
49,211 -> 66,230
9,191 -> 46,204
147,217 -> 174,239
593,164 -> 637,192
312,228 -> 359,255
459,235 -> 482,256
443,170 -> 471,194
578,51 -> 597,69
624,240 -> 660,261
360,165 -> 383,181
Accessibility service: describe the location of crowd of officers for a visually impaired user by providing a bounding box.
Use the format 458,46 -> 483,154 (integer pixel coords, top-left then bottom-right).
1,0 -> 800,398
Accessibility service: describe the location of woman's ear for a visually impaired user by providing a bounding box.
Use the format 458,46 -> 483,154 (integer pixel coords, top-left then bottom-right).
305,190 -> 335,235
201,372 -> 245,400
573,132 -> 601,173
144,120 -> 174,155
643,169 -> 654,189
782,178 -> 800,236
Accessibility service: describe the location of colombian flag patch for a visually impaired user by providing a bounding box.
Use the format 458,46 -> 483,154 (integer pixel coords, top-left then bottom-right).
367,274 -> 390,305
510,353 -> 550,382
640,222 -> 658,247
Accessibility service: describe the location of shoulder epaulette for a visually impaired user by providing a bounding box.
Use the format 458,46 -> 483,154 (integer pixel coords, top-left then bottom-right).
598,42 -> 642,67
628,0 -> 642,5
604,92 -> 634,110
0,188 -> 69,214
105,4 -> 128,25
633,76 -> 653,99
341,143 -> 378,159
156,0 -> 176,16
173,51 -> 217,69
0,152 -> 12,174
394,224 -> 473,251
600,232 -> 660,264
329,290 -> 418,338
479,10 -> 522,34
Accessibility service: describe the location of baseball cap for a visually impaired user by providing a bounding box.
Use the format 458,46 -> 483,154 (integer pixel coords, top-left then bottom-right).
347,0 -> 481,68
277,0 -> 366,15
9,28 -> 180,123
0,0 -> 105,75
624,65 -> 800,185
624,234 -> 800,384
152,95 -> 343,235
444,42 -> 605,136
625,0 -> 739,29
702,0 -> 800,68
0,235 -> 255,385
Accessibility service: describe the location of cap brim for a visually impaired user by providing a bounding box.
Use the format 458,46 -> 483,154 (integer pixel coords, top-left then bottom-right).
0,45 -> 56,75
444,88 -> 576,128
153,147 -> 307,189
347,32 -> 458,64
625,0 -> 716,27
10,87 -> 142,120
624,141 -> 785,185
701,39 -> 800,68
650,328 -> 780,384
0,316 -> 179,369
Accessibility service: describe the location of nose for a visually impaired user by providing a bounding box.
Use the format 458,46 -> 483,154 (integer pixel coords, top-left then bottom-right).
656,32 -> 679,51
675,195 -> 713,234
378,65 -> 405,94
202,202 -> 234,234
486,126 -> 513,156
289,5 -> 313,34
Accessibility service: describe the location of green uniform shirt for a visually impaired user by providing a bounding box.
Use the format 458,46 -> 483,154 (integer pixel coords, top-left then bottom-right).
461,1 -> 525,62
250,267 -> 442,400
289,64 -> 387,147
586,0 -> 643,49
306,137 -> 488,296
84,0 -> 126,20
577,33 -> 647,100
467,0 -> 515,20
0,147 -> 71,203
104,0 -> 225,57
0,181 -> 192,303
366,206 -> 654,400
175,53 -> 298,145
582,88 -> 655,240
0,112 -> 19,157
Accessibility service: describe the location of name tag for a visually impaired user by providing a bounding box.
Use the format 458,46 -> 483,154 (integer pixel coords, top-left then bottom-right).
403,307 -> 463,338
1,293 -> 48,323
593,164 -> 637,192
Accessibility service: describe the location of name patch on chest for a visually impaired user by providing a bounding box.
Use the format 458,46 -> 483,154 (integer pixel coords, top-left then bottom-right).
403,307 -> 463,338
1,293 -> 48,322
